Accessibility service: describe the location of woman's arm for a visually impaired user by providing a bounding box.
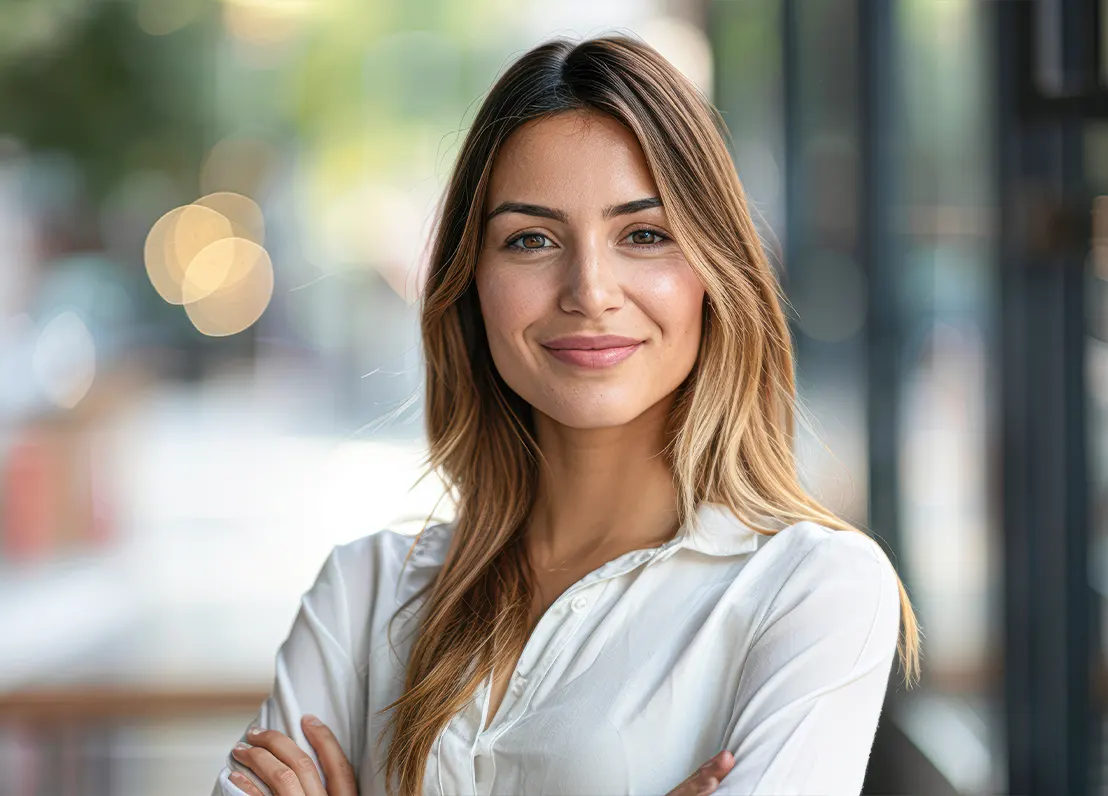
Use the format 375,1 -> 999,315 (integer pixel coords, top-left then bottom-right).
713,532 -> 902,796
211,543 -> 369,796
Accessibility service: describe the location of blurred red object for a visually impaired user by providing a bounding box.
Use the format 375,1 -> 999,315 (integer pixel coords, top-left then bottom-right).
1,427 -> 61,563
1,420 -> 116,563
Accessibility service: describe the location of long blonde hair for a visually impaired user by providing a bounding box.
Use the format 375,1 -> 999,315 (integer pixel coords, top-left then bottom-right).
375,33 -> 921,796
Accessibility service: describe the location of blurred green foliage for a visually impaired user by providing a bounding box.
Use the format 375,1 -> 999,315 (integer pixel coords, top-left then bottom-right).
0,0 -> 212,203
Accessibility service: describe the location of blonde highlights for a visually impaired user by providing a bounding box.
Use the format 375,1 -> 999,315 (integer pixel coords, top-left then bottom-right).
373,34 -> 921,796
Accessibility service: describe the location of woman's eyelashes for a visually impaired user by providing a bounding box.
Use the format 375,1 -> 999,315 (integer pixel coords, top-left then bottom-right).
503,227 -> 672,255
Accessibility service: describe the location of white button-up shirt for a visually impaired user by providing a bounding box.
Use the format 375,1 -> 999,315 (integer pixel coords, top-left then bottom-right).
212,501 -> 901,796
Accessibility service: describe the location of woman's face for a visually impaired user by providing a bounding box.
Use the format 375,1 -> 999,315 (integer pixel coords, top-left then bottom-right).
475,109 -> 706,430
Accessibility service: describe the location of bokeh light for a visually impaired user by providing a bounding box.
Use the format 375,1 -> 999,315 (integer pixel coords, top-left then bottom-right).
637,16 -> 714,96
182,237 -> 274,337
193,192 -> 266,246
31,310 -> 96,410
144,192 -> 272,336
144,204 -> 235,306
221,0 -> 316,46
134,0 -> 205,36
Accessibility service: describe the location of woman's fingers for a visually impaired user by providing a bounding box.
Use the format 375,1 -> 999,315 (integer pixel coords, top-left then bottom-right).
301,715 -> 358,796
230,728 -> 327,796
229,771 -> 266,796
230,743 -> 307,796
694,750 -> 735,795
665,750 -> 736,796
701,749 -> 734,778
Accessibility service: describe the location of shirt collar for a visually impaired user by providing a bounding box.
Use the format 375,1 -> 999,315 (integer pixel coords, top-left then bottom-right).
424,501 -> 768,566
665,500 -> 765,557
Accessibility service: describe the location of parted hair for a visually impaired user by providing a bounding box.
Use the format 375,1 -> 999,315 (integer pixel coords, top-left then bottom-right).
373,33 -> 921,796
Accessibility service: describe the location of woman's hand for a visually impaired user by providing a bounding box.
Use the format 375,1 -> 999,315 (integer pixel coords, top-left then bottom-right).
227,715 -> 357,796
664,750 -> 736,796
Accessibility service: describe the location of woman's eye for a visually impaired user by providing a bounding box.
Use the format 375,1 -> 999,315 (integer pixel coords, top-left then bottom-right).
504,229 -> 669,253
506,233 -> 552,252
626,229 -> 668,246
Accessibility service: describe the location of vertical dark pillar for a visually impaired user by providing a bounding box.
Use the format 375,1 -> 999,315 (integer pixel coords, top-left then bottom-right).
858,0 -> 901,567
994,2 -> 1095,794
781,0 -> 801,303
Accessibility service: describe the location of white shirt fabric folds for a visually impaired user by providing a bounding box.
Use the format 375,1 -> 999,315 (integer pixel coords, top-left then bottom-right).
211,501 -> 902,796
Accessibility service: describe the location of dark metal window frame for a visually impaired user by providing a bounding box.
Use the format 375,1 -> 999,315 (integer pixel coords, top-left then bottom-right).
708,0 -> 1098,793
996,2 -> 1097,794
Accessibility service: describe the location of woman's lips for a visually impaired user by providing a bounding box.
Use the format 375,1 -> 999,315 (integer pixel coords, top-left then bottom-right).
542,342 -> 643,368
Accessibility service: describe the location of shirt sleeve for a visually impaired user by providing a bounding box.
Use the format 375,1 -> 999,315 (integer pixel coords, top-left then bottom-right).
713,531 -> 902,796
211,543 -> 369,796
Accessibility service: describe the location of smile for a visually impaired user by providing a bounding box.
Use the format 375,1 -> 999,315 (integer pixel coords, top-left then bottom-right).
541,342 -> 643,368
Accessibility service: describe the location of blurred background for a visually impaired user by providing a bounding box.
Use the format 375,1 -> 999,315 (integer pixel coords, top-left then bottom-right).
0,0 -> 1100,794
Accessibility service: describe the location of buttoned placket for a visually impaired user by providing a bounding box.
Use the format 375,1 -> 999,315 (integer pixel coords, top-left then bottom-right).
463,539 -> 686,796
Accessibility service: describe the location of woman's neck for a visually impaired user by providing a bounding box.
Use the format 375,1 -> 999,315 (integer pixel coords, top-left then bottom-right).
526,395 -> 682,569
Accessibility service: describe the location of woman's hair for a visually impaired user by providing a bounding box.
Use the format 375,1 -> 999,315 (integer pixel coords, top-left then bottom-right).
374,33 -> 921,796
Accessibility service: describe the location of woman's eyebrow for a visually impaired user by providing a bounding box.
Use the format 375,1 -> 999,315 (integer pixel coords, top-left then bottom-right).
485,196 -> 662,223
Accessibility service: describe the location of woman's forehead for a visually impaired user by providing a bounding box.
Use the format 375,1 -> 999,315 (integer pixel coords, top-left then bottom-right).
485,113 -> 659,216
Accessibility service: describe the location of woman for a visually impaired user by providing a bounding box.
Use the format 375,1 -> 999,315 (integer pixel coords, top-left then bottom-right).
212,34 -> 921,796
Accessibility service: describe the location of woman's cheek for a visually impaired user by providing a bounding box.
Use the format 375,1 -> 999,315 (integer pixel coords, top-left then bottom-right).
477,267 -> 549,369
631,265 -> 705,341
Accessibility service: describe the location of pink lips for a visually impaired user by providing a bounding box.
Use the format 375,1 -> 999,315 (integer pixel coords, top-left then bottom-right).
541,334 -> 644,369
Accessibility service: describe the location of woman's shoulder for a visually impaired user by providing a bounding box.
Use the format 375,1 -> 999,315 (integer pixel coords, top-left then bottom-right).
737,521 -> 899,627
331,519 -> 456,562
752,519 -> 895,584
275,521 -> 457,674
323,519 -> 458,605
757,521 -> 895,572
744,520 -> 901,664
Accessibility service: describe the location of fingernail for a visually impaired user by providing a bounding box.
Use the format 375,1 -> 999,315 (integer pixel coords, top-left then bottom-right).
233,742 -> 249,752
230,772 -> 247,784
303,713 -> 322,726
246,727 -> 263,737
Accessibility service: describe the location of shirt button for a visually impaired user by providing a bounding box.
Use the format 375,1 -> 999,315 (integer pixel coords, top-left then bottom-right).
512,679 -> 526,696
570,595 -> 589,612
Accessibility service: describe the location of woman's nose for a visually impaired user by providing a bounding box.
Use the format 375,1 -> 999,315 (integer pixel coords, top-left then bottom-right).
558,238 -> 624,318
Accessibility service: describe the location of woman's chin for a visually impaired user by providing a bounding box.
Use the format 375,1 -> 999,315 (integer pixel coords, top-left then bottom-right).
539,401 -> 649,430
